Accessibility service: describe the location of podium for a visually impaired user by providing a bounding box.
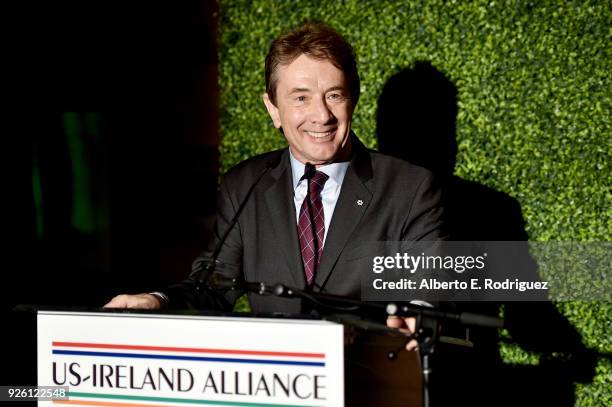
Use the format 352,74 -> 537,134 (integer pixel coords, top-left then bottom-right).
34,309 -> 422,406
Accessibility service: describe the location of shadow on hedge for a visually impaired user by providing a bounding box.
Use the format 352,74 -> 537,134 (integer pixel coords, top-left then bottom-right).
376,61 -> 597,407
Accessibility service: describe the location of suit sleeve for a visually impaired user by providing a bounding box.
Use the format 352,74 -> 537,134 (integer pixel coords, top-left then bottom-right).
164,177 -> 246,310
401,172 -> 449,307
402,172 -> 447,241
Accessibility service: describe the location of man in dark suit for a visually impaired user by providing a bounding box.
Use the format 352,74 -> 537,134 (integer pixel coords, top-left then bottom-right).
105,22 -> 444,341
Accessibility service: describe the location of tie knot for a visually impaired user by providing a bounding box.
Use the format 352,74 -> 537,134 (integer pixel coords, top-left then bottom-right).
309,171 -> 328,196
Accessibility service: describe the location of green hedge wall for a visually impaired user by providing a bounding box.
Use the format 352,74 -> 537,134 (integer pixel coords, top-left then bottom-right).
217,1 -> 610,405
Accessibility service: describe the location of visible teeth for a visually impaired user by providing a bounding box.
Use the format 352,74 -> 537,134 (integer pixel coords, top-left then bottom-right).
305,131 -> 333,138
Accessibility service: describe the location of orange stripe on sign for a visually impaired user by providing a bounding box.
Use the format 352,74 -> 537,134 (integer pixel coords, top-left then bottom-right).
52,341 -> 325,358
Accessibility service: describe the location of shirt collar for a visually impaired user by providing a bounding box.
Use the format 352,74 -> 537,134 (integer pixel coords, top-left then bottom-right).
289,148 -> 350,191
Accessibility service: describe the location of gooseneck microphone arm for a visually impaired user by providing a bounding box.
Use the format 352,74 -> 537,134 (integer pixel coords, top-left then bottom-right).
206,276 -> 504,329
194,158 -> 279,292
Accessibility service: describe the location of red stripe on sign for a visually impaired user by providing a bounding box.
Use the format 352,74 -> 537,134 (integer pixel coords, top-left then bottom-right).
52,341 -> 325,358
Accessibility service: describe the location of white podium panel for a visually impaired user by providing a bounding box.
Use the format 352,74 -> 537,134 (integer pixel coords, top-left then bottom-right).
37,311 -> 344,406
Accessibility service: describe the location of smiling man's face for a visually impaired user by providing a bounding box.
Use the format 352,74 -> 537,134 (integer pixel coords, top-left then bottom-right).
263,53 -> 353,166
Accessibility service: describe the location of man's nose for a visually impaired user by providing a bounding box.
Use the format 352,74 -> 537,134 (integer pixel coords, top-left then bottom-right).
309,97 -> 334,123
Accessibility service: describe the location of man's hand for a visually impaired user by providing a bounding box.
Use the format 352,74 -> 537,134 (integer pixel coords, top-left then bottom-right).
387,316 -> 418,351
103,294 -> 161,310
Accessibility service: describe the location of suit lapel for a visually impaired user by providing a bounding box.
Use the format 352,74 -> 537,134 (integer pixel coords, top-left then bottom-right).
264,150 -> 305,287
315,136 -> 373,290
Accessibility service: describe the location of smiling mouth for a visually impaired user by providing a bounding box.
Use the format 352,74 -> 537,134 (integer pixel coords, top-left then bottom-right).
304,130 -> 336,139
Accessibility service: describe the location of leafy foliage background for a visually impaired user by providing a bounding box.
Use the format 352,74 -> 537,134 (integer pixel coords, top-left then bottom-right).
217,1 -> 610,404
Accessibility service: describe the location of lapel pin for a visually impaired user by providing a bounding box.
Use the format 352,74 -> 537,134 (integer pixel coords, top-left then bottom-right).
356,199 -> 363,206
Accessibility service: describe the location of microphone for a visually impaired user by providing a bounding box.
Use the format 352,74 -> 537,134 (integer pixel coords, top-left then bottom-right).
206,273 -> 273,296
459,312 -> 504,328
194,156 -> 280,292
386,302 -> 504,328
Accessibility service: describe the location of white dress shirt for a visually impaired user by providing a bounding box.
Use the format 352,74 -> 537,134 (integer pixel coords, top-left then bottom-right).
289,149 -> 350,245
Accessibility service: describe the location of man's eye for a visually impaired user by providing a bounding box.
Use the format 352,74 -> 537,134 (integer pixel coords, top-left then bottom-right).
328,93 -> 342,100
296,96 -> 306,102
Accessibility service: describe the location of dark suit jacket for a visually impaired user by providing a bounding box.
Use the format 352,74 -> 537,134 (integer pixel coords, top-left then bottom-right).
168,135 -> 445,314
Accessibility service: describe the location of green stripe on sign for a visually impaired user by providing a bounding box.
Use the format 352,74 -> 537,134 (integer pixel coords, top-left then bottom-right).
68,391 -> 323,407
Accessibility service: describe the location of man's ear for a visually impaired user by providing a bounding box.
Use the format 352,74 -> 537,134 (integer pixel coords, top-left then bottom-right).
262,93 -> 282,128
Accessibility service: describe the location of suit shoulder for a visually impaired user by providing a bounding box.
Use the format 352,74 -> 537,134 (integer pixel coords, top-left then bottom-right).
223,149 -> 285,182
368,150 -> 435,183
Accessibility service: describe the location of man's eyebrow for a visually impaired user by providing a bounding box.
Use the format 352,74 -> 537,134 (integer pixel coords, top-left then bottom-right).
287,86 -> 348,95
288,87 -> 310,95
325,86 -> 347,93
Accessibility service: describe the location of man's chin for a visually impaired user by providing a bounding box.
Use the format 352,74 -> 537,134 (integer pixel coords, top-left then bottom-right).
307,144 -> 353,164
304,150 -> 338,165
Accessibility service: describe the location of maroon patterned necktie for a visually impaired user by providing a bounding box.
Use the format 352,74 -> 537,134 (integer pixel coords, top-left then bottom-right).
297,168 -> 329,285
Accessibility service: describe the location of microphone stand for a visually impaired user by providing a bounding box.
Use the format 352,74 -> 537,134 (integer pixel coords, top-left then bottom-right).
206,275 -> 504,407
192,158 -> 278,293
